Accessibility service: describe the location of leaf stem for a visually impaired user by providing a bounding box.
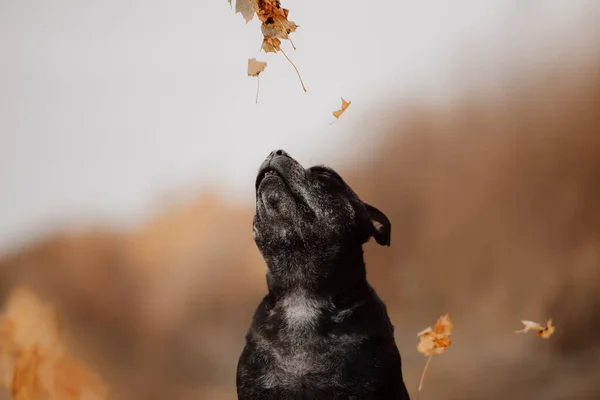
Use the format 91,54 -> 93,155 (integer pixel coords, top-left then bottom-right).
280,47 -> 306,93
255,75 -> 260,104
276,19 -> 296,50
418,354 -> 434,392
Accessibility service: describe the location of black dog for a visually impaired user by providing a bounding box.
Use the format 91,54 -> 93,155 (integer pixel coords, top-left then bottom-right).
236,150 -> 410,400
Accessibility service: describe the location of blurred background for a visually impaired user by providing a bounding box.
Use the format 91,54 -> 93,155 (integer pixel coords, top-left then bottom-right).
1,0 -> 599,399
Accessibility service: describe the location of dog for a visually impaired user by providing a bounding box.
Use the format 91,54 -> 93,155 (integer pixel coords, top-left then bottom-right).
236,150 -> 410,400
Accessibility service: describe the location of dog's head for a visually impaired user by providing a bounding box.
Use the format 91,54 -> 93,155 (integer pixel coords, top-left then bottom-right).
253,150 -> 390,286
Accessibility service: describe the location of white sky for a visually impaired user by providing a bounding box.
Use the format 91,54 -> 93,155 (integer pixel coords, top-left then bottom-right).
0,0 -> 598,254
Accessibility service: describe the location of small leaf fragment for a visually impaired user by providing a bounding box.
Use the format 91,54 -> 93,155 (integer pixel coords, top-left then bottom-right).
248,58 -> 267,77
333,98 -> 352,119
515,319 -> 555,339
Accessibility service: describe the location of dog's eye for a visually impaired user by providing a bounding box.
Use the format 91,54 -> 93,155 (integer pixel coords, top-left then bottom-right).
313,169 -> 343,185
318,171 -> 336,180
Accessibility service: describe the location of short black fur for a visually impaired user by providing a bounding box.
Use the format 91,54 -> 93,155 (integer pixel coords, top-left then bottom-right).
237,150 -> 410,400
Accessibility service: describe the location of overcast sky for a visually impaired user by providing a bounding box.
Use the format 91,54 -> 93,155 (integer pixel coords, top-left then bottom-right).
0,0 -> 598,253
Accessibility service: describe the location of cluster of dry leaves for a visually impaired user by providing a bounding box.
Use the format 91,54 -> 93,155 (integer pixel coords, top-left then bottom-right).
231,0 -> 351,119
0,287 -> 108,400
416,314 -> 556,391
230,0 -> 298,53
233,0 -> 305,98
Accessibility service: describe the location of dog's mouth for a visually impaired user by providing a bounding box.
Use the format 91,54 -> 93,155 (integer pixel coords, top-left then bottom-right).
254,156 -> 312,214
255,167 -> 283,191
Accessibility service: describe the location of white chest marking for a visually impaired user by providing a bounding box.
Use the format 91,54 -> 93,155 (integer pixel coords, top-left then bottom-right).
281,292 -> 321,328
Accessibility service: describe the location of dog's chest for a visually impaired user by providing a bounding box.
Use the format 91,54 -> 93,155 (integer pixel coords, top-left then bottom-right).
279,292 -> 321,329
255,293 -> 362,390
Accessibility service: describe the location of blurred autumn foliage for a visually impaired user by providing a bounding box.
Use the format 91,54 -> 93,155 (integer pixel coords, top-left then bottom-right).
1,57 -> 599,399
0,288 -> 108,400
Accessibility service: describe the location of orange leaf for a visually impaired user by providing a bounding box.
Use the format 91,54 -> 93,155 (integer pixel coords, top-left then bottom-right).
417,313 -> 453,356
332,98 -> 351,119
416,313 -> 453,391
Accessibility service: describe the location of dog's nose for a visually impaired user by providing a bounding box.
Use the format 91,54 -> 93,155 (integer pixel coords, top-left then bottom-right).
260,150 -> 291,173
271,149 -> 289,158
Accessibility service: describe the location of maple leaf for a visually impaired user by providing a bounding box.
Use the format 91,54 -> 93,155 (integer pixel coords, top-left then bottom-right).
417,313 -> 453,391
332,98 -> 352,120
515,319 -> 555,339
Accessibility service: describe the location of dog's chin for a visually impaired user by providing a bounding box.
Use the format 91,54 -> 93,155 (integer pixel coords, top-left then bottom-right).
257,181 -> 298,217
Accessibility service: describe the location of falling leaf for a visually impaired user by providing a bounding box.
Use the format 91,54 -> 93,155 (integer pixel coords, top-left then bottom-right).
332,98 -> 351,120
248,58 -> 267,77
416,313 -> 453,391
515,319 -> 555,339
248,59 -> 267,104
232,0 -> 258,23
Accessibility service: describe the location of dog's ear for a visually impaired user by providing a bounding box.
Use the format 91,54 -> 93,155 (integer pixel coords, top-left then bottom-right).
364,203 -> 391,246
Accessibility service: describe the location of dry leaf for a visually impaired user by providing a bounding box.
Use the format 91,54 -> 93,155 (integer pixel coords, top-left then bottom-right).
233,0 -> 258,23
248,58 -> 267,76
515,319 -> 555,339
416,313 -> 453,391
260,20 -> 298,41
261,37 -> 282,54
332,98 -> 351,120
417,313 -> 453,356
248,59 -> 267,104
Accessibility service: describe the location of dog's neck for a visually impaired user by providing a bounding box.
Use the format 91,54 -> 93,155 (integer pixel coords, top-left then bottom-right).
264,241 -> 368,300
